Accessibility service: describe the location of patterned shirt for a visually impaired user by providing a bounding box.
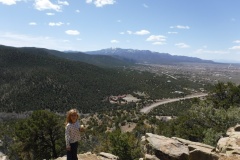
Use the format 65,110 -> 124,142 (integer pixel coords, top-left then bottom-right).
65,120 -> 81,147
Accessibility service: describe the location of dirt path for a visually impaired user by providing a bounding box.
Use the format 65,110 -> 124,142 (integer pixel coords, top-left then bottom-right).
140,93 -> 208,114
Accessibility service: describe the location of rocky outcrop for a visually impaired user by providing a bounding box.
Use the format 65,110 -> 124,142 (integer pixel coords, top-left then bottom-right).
141,126 -> 240,160
216,124 -> 240,156
141,133 -> 219,160
172,137 -> 219,160
144,154 -> 160,160
55,152 -> 118,160
55,125 -> 240,160
141,133 -> 189,160
0,152 -> 9,160
0,140 -> 9,160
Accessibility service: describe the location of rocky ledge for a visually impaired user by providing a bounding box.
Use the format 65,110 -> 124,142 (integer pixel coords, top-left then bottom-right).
140,124 -> 240,160
55,152 -> 118,160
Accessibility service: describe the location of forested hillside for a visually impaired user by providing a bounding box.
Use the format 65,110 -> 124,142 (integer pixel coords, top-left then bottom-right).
1,82 -> 239,160
0,45 -> 207,113
46,49 -> 135,68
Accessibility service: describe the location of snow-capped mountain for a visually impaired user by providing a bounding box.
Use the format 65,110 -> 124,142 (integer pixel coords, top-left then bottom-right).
86,48 -> 214,64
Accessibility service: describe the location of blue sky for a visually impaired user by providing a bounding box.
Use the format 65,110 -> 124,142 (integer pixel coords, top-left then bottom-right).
0,0 -> 240,63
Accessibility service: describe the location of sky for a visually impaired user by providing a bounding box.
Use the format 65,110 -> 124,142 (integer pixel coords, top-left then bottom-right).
0,0 -> 240,63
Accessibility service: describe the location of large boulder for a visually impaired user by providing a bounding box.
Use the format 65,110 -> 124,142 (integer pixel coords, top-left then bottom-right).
142,133 -> 189,160
188,145 -> 219,160
172,137 -> 219,160
0,140 -> 9,160
216,124 -> 240,156
0,152 -> 9,160
141,133 -> 221,160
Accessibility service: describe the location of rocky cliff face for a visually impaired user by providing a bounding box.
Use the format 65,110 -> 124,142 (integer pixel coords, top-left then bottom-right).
140,124 -> 240,160
216,124 -> 240,156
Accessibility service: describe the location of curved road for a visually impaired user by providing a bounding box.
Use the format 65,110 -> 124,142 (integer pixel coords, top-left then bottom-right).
140,93 -> 208,114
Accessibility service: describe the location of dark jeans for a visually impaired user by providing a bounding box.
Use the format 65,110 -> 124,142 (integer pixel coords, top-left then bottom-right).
67,142 -> 78,160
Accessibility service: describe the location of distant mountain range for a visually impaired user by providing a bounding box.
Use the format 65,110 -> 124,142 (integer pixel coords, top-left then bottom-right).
0,44 -> 215,68
86,48 -> 214,64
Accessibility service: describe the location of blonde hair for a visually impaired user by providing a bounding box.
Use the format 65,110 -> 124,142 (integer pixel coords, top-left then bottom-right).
65,109 -> 79,126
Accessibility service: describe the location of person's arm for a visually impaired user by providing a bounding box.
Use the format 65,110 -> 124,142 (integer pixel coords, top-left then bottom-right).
76,120 -> 80,130
65,125 -> 71,150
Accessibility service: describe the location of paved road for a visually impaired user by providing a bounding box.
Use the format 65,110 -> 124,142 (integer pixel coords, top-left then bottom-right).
140,93 -> 208,114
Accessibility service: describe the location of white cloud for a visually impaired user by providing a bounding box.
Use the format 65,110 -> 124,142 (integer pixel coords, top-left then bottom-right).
65,30 -> 80,35
124,30 -> 150,35
229,40 -> 240,50
46,12 -> 55,15
0,0 -> 22,5
177,25 -> 190,29
110,40 -> 119,43
95,0 -> 116,7
233,40 -> 240,43
86,0 -> 116,7
170,25 -> 190,29
76,10 -> 80,13
229,46 -> 240,50
29,22 -> 37,25
49,22 -> 64,26
167,32 -> 178,34
142,3 -> 148,8
146,35 -> 166,42
146,35 -> 166,45
134,30 -> 150,35
58,0 -> 69,6
86,0 -> 92,3
117,20 -> 122,23
34,0 -> 62,12
175,43 -> 190,48
76,38 -> 82,41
